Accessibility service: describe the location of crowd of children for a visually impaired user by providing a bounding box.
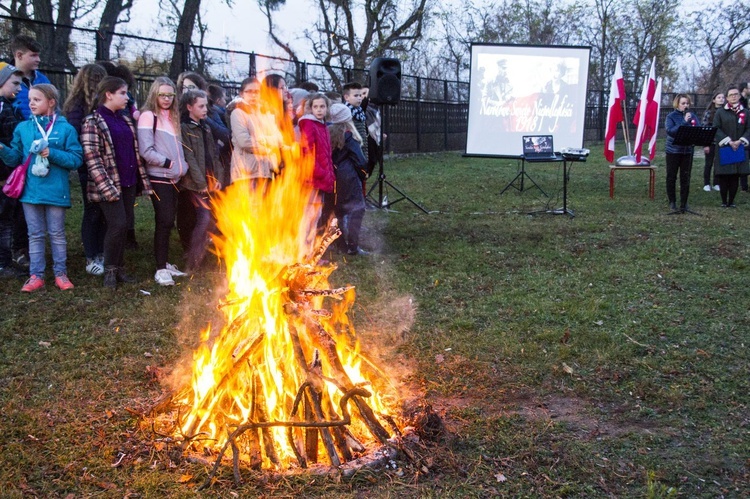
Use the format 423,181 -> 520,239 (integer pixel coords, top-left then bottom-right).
0,34 -> 380,292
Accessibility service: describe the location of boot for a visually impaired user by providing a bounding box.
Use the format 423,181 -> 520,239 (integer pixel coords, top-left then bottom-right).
117,267 -> 136,284
103,266 -> 117,289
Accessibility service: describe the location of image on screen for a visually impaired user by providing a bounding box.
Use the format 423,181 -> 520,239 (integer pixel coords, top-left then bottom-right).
465,44 -> 591,157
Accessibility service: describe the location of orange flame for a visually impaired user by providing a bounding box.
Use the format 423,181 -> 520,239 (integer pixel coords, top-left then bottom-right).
175,80 -> 395,468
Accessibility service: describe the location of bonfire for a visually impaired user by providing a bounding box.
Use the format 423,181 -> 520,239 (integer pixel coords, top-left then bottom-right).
147,82 -> 404,487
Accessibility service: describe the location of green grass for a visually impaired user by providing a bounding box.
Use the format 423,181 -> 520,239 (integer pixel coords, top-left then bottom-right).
1,145 -> 748,497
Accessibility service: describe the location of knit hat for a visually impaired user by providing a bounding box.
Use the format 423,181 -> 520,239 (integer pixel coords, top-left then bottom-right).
329,103 -> 352,124
289,88 -> 309,110
0,63 -> 23,87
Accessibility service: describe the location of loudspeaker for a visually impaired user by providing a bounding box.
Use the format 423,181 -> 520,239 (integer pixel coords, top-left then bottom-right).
369,57 -> 401,105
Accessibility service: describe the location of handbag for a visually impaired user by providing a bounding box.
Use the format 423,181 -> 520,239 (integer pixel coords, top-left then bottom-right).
2,154 -> 32,199
719,144 -> 746,165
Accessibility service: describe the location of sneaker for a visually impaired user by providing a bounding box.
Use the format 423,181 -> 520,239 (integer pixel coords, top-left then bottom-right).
703,185 -> 711,192
713,185 -> 721,191
117,268 -> 136,283
165,262 -> 187,277
154,268 -> 175,286
21,274 -> 44,292
55,274 -> 74,291
13,253 -> 30,268
86,257 -> 104,276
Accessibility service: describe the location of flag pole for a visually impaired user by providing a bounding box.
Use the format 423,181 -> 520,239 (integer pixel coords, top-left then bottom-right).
620,100 -> 632,157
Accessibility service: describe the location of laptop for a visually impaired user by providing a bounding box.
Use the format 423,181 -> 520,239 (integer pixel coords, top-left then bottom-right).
522,135 -> 558,161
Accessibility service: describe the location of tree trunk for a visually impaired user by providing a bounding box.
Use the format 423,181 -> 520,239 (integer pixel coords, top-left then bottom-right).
168,0 -> 202,80
97,0 -> 133,61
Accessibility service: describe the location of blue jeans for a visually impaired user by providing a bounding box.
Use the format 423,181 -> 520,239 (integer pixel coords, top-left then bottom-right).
22,203 -> 68,277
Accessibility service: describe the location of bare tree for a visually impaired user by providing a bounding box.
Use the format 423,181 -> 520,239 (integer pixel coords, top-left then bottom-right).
4,0 -> 98,70
692,3 -> 750,94
260,0 -> 429,90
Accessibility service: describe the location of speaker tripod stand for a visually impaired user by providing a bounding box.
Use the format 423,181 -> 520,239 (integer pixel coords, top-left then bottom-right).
365,108 -> 429,213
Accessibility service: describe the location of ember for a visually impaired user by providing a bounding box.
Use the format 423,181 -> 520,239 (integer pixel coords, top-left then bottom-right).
147,81 -> 401,486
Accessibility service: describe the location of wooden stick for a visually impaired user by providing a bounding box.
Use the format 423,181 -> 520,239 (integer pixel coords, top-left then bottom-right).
303,316 -> 390,443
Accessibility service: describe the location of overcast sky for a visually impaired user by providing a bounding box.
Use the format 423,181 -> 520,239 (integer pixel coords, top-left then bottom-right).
127,0 -> 313,60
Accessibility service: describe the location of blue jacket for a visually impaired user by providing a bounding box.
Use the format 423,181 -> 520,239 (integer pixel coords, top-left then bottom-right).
665,109 -> 699,155
0,114 -> 83,207
13,70 -> 51,120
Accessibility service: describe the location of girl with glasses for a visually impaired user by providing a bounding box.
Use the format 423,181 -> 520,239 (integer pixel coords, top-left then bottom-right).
137,76 -> 189,286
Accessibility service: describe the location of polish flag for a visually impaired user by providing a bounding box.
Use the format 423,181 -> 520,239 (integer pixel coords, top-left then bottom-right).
647,77 -> 662,161
604,58 -> 625,163
633,58 -> 658,163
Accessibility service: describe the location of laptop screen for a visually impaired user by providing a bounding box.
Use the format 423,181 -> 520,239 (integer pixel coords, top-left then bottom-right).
522,135 -> 554,157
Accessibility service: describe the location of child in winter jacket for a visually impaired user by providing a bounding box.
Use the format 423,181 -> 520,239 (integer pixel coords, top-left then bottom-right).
0,83 -> 83,291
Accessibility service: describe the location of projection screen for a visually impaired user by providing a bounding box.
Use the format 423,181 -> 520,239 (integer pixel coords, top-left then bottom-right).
465,44 -> 591,157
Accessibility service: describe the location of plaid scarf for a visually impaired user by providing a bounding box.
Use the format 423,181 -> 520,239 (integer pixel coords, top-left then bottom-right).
346,102 -> 366,122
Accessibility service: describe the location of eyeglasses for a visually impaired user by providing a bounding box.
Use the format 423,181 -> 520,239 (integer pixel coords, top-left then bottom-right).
727,92 -> 740,97
158,93 -> 176,98
183,85 -> 197,90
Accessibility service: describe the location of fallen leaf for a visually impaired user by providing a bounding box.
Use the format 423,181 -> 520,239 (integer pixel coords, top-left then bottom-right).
560,328 -> 571,344
495,472 -> 507,482
178,474 -> 193,483
562,363 -> 574,375
38,341 -> 51,348
435,354 -> 445,364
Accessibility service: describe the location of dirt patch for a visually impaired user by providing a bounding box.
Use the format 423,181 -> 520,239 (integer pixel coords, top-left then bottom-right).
426,389 -> 660,440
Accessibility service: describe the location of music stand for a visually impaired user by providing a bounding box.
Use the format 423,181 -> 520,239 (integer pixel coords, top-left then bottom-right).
669,126 -> 717,216
673,125 -> 716,147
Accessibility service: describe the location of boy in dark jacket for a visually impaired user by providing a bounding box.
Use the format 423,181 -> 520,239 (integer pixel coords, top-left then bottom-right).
0,63 -> 24,277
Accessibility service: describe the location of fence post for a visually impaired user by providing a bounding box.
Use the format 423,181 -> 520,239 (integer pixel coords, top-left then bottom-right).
249,52 -> 256,78
416,77 -> 422,152
443,80 -> 449,151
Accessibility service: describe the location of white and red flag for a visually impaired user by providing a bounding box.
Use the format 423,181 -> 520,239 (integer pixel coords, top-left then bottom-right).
633,58 -> 660,162
604,58 -> 625,163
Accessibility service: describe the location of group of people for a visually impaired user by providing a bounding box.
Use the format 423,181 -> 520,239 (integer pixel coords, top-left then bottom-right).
0,34 -> 384,292
664,83 -> 750,212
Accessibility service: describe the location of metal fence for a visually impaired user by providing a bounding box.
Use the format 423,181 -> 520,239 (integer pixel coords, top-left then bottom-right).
1,15 -> 709,153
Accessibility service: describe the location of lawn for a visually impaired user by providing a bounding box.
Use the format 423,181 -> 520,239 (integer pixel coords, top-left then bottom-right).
1,145 -> 748,497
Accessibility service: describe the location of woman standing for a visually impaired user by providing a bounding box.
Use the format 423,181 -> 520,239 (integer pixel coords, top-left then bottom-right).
137,77 -> 189,286
82,76 -> 152,288
701,92 -> 725,192
230,77 -> 283,192
713,85 -> 750,208
62,63 -> 108,275
664,94 -> 700,212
